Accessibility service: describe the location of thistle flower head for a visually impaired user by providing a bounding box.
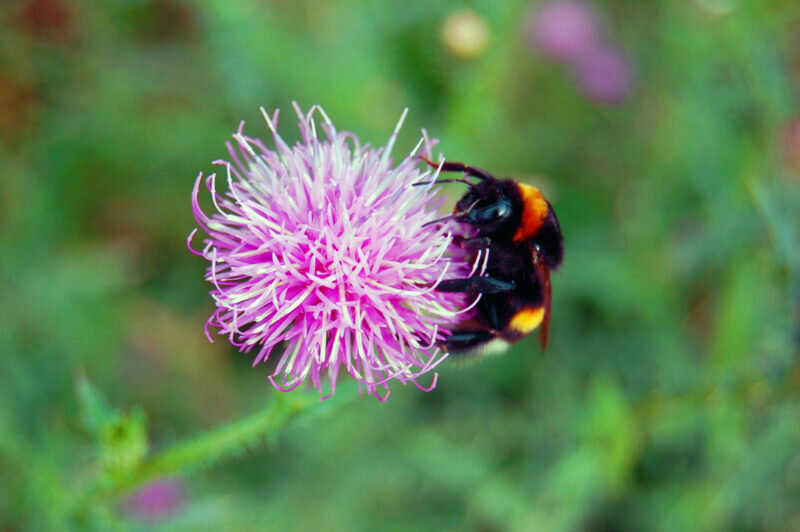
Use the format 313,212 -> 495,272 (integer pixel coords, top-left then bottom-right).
527,1 -> 600,62
573,45 -> 635,105
189,104 -> 471,400
124,478 -> 185,522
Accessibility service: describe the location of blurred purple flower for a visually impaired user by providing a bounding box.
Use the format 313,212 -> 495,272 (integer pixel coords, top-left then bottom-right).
124,478 -> 185,522
17,0 -> 74,42
782,118 -> 800,173
526,1 -> 601,62
189,104 -> 470,400
573,46 -> 635,105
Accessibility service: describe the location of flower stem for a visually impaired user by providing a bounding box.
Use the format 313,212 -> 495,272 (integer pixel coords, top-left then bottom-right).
71,382 -> 357,520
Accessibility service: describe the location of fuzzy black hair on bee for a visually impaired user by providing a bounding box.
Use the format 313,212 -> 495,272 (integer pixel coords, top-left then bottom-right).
418,156 -> 563,354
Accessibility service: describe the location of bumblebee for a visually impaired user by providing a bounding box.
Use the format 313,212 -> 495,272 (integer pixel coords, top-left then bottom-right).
420,156 -> 564,354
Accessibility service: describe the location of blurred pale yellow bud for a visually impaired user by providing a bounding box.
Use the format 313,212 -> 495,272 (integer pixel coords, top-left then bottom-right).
441,10 -> 489,58
693,0 -> 737,16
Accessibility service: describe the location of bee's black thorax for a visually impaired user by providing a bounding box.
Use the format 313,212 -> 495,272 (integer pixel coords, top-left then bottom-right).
418,155 -> 564,354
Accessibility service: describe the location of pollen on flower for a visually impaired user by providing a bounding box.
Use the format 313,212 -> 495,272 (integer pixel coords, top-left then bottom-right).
189,103 -> 472,400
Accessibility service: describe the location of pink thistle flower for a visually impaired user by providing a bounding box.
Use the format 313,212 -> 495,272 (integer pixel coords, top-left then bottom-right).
123,477 -> 185,522
526,1 -> 601,62
572,45 -> 635,105
189,103 -> 471,400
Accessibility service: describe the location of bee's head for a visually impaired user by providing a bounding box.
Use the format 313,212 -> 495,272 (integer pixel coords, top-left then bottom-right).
454,179 -> 522,237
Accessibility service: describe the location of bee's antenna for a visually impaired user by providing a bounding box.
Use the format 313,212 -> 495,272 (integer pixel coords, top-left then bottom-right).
412,179 -> 472,187
422,199 -> 480,228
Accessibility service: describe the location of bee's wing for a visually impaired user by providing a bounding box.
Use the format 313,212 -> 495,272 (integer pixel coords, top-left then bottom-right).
535,258 -> 551,352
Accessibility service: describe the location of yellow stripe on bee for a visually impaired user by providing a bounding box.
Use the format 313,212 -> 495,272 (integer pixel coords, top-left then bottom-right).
508,307 -> 545,334
513,183 -> 549,243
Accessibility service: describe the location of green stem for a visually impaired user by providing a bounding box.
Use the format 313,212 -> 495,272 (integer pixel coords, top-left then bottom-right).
71,382 -> 358,519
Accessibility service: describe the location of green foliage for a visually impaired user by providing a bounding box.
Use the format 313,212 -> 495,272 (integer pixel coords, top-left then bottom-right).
77,374 -> 149,473
1,0 -> 800,530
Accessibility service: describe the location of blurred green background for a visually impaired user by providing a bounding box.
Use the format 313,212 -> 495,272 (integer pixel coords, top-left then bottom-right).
2,0 -> 800,530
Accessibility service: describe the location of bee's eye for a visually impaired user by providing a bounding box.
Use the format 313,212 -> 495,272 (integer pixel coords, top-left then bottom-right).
472,197 -> 511,223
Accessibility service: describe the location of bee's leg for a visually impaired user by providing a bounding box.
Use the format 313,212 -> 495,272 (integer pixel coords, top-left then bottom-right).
443,330 -> 496,352
437,277 -> 515,294
419,155 -> 493,181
